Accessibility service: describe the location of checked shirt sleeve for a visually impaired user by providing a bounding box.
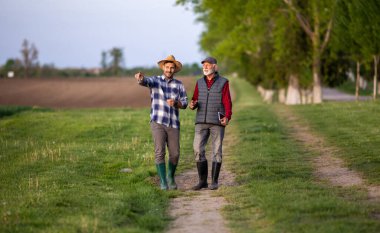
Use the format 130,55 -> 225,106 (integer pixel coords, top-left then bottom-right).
138,76 -> 157,88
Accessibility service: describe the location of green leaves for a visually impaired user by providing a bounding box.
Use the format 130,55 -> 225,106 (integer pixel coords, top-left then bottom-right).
333,0 -> 380,60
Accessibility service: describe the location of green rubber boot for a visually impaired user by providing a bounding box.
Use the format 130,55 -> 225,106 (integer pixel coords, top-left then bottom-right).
156,163 -> 168,190
167,161 -> 178,190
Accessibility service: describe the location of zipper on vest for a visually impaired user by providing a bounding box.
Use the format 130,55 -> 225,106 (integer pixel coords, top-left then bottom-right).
204,88 -> 210,122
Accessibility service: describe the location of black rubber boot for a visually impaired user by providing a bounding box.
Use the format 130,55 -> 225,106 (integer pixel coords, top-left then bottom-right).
192,160 -> 208,190
209,162 -> 222,190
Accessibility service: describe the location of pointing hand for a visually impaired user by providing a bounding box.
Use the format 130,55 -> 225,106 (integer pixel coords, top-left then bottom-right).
134,72 -> 144,82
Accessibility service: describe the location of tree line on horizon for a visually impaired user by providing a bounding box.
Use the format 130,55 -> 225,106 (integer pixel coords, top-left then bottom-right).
0,40 -> 201,79
177,0 -> 380,103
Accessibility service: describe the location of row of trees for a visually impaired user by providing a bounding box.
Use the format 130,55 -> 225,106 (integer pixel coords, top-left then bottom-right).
0,41 -> 201,78
334,0 -> 380,100
0,41 -> 125,78
100,47 -> 202,76
1,39 -> 40,78
177,0 -> 380,103
0,39 -> 100,78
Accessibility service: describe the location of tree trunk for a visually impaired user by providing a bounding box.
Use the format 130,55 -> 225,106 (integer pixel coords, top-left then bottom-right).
307,89 -> 313,103
257,85 -> 265,97
300,89 -> 306,104
359,76 -> 367,89
373,55 -> 379,100
263,89 -> 275,103
301,88 -> 313,104
278,88 -> 286,103
312,57 -> 323,103
286,74 -> 301,105
355,61 -> 360,101
283,0 -> 332,104
311,24 -> 323,104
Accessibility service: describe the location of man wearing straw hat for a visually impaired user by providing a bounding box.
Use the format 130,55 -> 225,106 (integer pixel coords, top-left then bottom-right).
134,55 -> 188,190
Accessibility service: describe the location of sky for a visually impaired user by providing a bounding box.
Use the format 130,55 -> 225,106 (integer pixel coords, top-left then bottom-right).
0,0 -> 204,68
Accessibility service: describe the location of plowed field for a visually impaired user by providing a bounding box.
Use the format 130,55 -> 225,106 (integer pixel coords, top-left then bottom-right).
0,77 -> 195,108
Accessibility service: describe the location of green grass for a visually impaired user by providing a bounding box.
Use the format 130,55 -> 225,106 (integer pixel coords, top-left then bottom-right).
337,80 -> 374,96
0,106 -> 35,118
0,107 -> 195,232
2,78 -> 380,232
290,101 -> 380,184
221,78 -> 380,233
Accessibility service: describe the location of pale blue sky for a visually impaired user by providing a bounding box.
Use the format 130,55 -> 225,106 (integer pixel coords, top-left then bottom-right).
0,0 -> 204,68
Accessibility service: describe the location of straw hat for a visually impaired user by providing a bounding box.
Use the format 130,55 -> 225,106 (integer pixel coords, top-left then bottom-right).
157,55 -> 182,73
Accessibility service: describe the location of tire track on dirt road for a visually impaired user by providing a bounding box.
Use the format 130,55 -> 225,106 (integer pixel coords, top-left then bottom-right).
274,106 -> 380,204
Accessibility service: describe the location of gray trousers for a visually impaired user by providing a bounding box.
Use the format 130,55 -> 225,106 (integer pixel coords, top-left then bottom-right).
193,123 -> 225,163
150,121 -> 180,165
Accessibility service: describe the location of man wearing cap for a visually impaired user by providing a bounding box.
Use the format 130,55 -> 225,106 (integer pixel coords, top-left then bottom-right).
189,56 -> 232,190
134,55 -> 188,190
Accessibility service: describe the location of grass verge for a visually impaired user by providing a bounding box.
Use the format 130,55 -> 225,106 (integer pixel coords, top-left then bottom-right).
0,106 -> 34,118
0,106 -> 195,232
221,78 -> 380,233
337,80 -> 374,96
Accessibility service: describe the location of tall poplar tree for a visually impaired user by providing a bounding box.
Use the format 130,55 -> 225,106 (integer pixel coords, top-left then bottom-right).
334,0 -> 380,100
20,39 -> 39,78
283,0 -> 335,103
109,48 -> 123,76
351,0 -> 380,100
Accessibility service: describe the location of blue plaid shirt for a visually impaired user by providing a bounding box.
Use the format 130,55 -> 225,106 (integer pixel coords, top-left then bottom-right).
139,75 -> 188,129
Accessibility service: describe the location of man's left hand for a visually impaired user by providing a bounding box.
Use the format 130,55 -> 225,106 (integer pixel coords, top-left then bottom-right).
220,117 -> 229,126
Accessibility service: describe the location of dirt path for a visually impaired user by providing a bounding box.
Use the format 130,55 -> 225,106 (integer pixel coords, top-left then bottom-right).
165,80 -> 238,233
166,135 -> 237,233
275,106 -> 380,202
166,168 -> 236,233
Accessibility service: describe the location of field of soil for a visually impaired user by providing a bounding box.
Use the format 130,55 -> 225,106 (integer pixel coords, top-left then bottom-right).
0,77 -> 196,108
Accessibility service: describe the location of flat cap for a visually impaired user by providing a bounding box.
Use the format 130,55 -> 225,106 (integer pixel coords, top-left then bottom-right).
201,57 -> 217,64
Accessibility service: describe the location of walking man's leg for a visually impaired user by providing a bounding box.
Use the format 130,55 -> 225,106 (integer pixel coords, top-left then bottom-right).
151,122 -> 168,190
210,125 -> 225,190
167,127 -> 180,190
192,124 -> 210,190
